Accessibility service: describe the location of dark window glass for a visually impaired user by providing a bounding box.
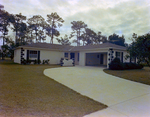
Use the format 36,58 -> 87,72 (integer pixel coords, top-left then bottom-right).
64,53 -> 68,57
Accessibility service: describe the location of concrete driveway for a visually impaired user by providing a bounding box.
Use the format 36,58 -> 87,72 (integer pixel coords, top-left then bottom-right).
44,66 -> 150,117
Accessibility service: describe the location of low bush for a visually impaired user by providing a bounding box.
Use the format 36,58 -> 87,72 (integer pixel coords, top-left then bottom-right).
26,59 -> 31,64
37,59 -> 41,64
109,58 -> 143,70
123,62 -> 143,69
109,62 -> 124,70
21,59 -> 27,65
140,62 -> 149,67
42,59 -> 50,64
34,59 -> 37,64
109,58 -> 124,70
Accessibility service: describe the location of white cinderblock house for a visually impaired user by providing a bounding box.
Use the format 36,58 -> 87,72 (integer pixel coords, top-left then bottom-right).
14,42 -> 130,68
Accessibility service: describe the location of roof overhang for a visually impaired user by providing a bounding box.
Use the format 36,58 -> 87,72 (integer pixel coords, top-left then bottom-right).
15,46 -> 63,52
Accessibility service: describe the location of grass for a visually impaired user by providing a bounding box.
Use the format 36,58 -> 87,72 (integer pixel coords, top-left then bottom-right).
104,67 -> 150,85
0,60 -> 107,117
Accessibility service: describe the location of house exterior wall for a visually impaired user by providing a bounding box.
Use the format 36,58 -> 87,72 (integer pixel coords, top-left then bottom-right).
103,53 -> 107,65
79,51 -> 86,66
14,48 -> 64,64
40,50 -> 63,64
24,49 -> 27,60
74,52 -> 79,65
14,49 -> 21,64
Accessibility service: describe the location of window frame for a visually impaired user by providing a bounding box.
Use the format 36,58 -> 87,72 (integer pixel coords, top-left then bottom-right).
29,50 -> 38,59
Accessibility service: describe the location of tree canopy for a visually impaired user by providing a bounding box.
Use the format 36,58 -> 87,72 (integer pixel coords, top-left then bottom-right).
128,33 -> 150,67
56,34 -> 71,45
0,9 -> 130,48
108,33 -> 126,46
12,13 -> 27,46
0,10 -> 14,45
70,21 -> 87,46
47,12 -> 64,44
27,15 -> 46,43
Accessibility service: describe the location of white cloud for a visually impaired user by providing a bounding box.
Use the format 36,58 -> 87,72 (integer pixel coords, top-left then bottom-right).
1,0 -> 150,44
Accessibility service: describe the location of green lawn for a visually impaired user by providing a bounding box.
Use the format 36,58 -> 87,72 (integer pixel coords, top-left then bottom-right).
104,67 -> 150,85
0,60 -> 107,117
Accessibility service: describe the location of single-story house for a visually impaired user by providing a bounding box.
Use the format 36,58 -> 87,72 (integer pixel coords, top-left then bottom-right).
14,42 -> 130,68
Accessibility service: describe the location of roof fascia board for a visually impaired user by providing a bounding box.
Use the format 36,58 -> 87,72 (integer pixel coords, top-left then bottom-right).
16,46 -> 64,52
15,45 -> 127,52
79,47 -> 109,52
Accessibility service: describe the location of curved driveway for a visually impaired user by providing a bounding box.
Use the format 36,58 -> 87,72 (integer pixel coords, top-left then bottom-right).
44,66 -> 150,117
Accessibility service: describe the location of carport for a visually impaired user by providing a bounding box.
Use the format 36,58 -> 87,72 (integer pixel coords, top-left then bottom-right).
85,52 -> 107,66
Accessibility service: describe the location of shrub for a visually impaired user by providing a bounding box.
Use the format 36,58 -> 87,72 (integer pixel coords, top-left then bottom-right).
34,59 -> 37,64
42,60 -> 45,64
109,58 -> 143,70
109,62 -> 124,70
21,59 -> 27,65
111,57 -> 121,64
26,59 -> 31,64
37,59 -> 41,64
140,62 -> 149,67
109,58 -> 124,70
45,59 -> 50,64
123,62 -> 143,70
42,59 -> 50,64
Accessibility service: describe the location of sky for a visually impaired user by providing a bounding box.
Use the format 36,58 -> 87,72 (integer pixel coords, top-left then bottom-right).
1,0 -> 150,45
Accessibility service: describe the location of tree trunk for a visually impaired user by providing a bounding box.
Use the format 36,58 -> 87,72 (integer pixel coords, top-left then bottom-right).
15,30 -> 17,44
2,32 -> 6,60
78,30 -> 80,46
51,19 -> 54,44
36,30 -> 38,42
51,32 -> 53,44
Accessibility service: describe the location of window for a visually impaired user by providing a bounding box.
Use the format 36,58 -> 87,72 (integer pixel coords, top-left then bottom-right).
64,52 -> 68,58
116,52 -> 120,58
70,53 -> 75,59
97,55 -> 99,58
29,50 -> 38,58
